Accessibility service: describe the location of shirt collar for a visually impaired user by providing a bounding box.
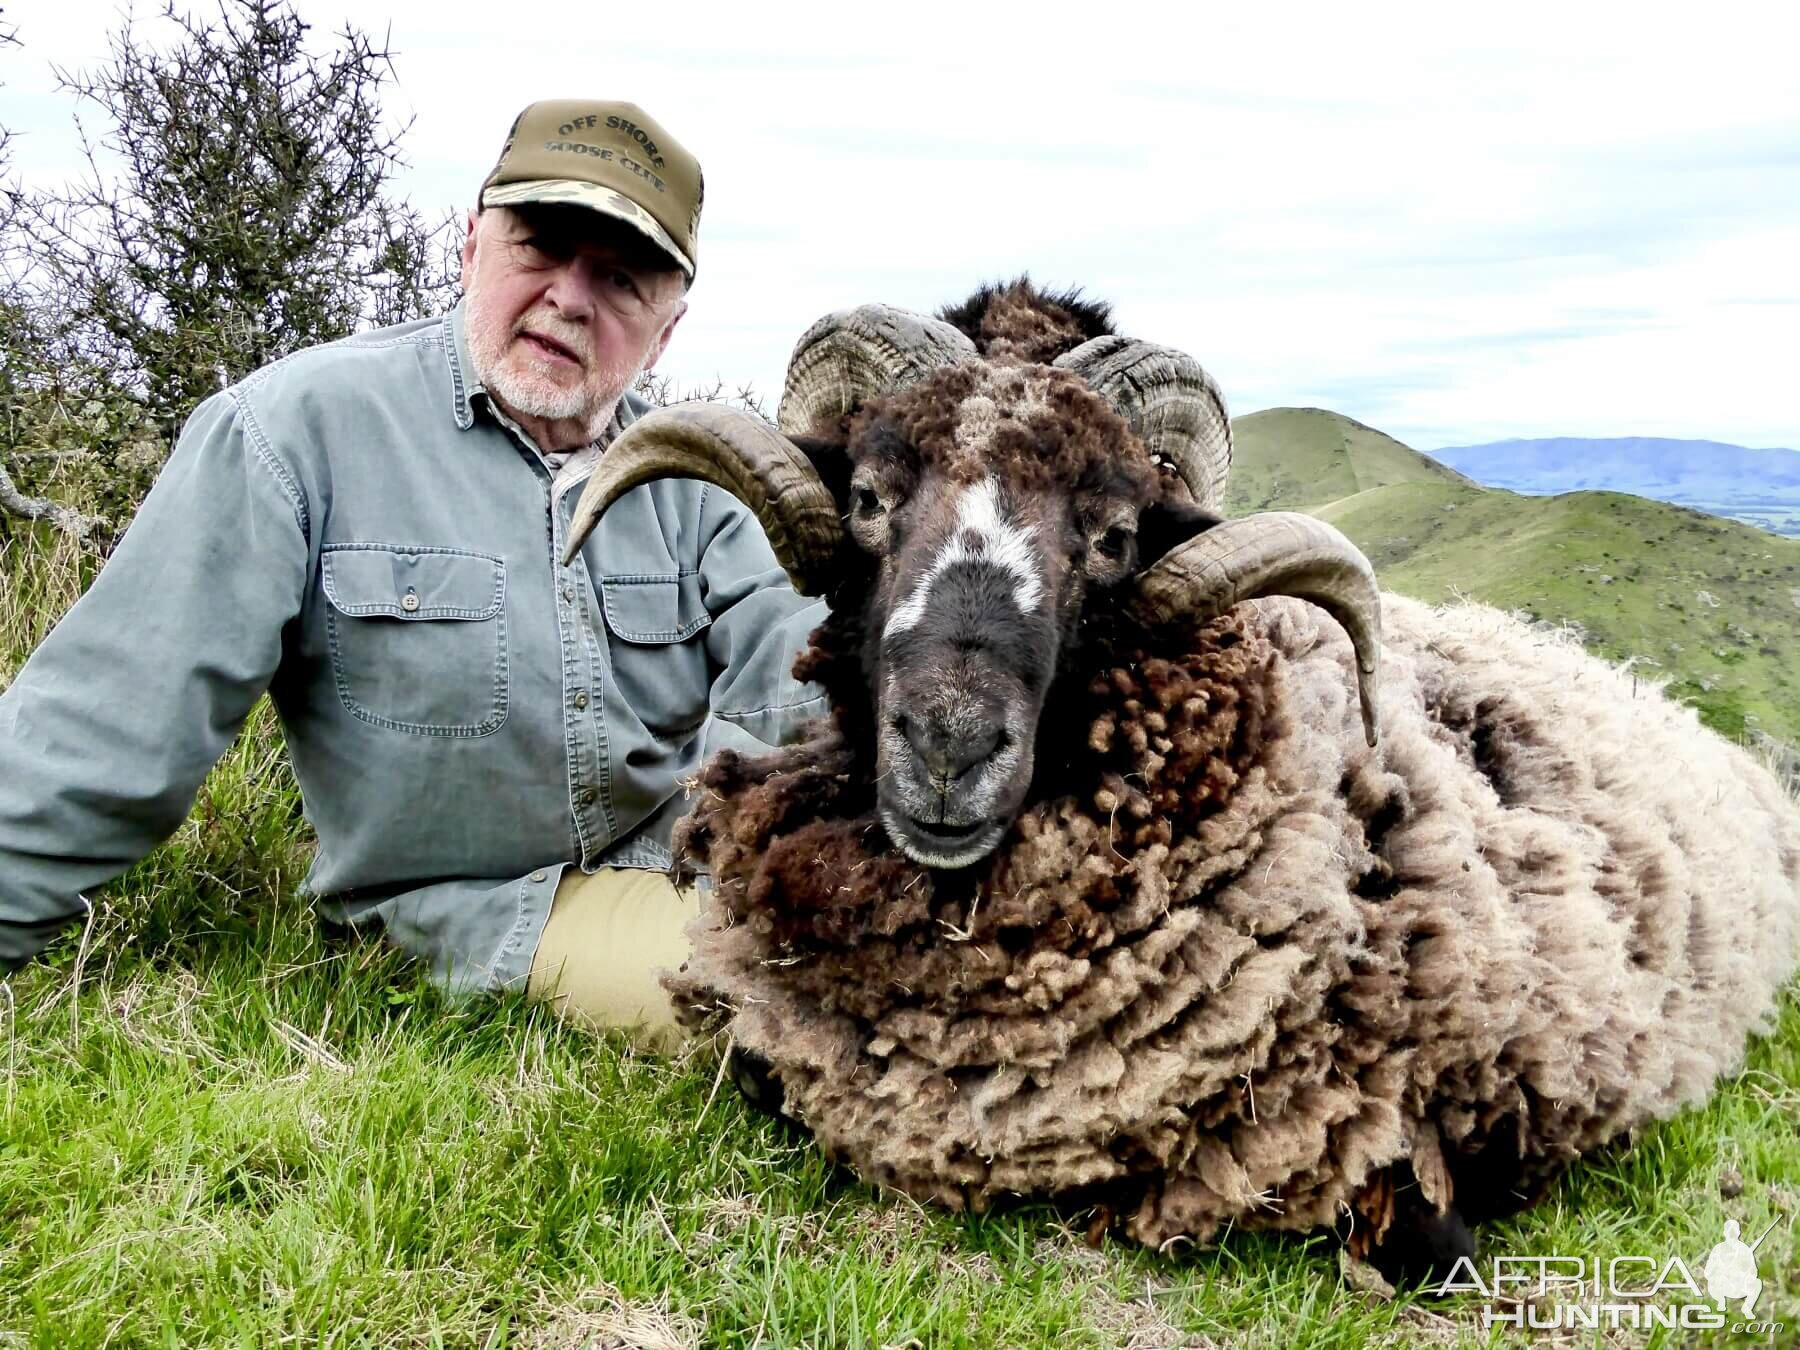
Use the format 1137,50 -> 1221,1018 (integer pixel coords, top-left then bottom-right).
445,300 -> 482,431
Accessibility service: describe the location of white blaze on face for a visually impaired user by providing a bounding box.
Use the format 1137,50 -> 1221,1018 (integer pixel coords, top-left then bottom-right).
884,477 -> 1043,641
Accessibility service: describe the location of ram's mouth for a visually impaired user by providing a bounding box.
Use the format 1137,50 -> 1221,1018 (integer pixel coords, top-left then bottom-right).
881,809 -> 1007,870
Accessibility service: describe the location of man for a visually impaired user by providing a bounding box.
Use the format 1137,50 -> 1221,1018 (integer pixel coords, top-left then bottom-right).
0,100 -> 827,1046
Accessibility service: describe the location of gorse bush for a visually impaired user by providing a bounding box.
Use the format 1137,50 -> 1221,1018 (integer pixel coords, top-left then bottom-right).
1,0 -> 458,541
0,312 -> 162,535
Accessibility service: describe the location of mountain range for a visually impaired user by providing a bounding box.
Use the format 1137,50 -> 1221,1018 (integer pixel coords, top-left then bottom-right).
1426,437 -> 1800,537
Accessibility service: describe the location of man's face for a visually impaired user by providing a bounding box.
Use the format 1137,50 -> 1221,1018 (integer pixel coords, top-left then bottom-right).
461,205 -> 688,449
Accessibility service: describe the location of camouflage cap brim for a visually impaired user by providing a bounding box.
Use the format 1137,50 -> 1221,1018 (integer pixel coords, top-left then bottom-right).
482,178 -> 695,278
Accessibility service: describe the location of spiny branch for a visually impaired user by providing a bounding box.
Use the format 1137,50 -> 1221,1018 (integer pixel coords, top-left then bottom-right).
0,455 -> 106,539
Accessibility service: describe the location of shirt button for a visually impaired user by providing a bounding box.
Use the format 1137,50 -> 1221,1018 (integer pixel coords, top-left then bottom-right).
530,870 -> 546,883
400,592 -> 420,612
576,788 -> 596,807
561,584 -> 575,603
573,690 -> 589,709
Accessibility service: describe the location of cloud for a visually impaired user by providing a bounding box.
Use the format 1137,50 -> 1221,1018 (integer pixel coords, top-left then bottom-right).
7,0 -> 1798,450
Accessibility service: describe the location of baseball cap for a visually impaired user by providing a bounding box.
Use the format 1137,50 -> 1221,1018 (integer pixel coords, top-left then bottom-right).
479,100 -> 703,279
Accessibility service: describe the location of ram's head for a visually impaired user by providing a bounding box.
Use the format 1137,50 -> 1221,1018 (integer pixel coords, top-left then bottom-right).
565,297 -> 1382,869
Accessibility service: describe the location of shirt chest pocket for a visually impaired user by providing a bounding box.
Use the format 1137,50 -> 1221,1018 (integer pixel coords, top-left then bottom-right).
321,545 -> 508,737
598,573 -> 713,740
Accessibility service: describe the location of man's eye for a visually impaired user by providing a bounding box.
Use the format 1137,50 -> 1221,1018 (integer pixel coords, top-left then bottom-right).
518,235 -> 571,264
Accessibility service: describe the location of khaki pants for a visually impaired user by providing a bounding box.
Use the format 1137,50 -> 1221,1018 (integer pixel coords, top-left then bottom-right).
526,867 -> 700,1052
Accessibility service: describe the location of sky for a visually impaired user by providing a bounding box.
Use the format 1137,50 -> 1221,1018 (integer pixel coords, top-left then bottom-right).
6,0 -> 1799,453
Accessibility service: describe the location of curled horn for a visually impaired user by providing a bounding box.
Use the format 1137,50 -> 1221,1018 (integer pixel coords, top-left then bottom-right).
561,403 -> 842,595
1054,337 -> 1232,511
1130,512 -> 1383,746
778,304 -> 977,436
1063,335 -> 1377,741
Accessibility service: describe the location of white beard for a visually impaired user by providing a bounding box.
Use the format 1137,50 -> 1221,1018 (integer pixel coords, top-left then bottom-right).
464,273 -> 642,441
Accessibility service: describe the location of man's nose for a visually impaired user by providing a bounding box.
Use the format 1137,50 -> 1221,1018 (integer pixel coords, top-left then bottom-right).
542,260 -> 598,321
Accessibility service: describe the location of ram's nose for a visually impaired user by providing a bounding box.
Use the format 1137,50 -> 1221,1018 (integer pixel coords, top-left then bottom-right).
895,712 -> 1006,785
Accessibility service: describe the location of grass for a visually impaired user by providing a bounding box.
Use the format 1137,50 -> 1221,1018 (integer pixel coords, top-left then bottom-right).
1225,408 -> 1472,516
1317,482 -> 1800,746
4,494 -> 1799,1345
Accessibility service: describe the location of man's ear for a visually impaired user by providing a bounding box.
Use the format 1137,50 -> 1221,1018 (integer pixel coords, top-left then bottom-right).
788,433 -> 854,519
643,299 -> 687,371
460,208 -> 481,290
1136,496 -> 1224,572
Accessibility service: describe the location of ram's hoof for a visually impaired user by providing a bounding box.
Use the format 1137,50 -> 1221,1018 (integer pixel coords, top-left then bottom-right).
728,1046 -> 786,1118
1364,1205 -> 1475,1292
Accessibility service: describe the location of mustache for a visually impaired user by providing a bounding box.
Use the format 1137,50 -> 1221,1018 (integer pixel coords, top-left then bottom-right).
514,313 -> 591,364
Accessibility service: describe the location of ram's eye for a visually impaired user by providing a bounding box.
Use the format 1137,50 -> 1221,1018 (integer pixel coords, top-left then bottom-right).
1095,526 -> 1132,560
855,486 -> 883,516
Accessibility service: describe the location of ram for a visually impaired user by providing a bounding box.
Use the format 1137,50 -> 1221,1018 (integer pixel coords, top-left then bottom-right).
563,280 -> 1800,1277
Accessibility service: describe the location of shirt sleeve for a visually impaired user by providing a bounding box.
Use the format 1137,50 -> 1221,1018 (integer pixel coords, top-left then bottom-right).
0,390 -> 310,973
693,488 -> 830,761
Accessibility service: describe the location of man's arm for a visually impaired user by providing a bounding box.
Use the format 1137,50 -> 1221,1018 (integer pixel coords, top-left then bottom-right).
693,488 -> 830,759
0,391 -> 309,973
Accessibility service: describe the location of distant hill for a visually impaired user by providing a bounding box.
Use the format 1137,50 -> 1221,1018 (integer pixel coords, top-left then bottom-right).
1227,409 -> 1800,747
1225,408 -> 1471,515
1428,436 -> 1800,537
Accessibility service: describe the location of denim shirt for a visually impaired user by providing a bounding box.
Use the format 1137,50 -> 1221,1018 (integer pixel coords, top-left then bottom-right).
0,303 -> 828,993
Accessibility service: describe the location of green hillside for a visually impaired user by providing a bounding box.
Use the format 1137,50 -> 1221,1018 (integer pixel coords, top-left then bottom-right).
1230,409 -> 1800,747
1225,407 -> 1471,514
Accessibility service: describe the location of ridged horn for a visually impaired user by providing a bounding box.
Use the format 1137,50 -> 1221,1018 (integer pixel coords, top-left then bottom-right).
1129,512 -> 1382,745
777,304 -> 978,436
561,403 -> 842,596
1054,337 -> 1232,511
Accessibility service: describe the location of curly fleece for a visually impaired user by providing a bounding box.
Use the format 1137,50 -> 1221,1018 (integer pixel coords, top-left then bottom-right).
669,594 -> 1800,1248
936,276 -> 1117,367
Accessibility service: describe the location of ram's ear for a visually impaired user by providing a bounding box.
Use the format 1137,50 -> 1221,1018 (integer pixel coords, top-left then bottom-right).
788,433 -> 855,518
1136,496 -> 1224,572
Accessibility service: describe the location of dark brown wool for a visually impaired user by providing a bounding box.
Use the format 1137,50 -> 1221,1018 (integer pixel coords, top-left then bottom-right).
937,276 -> 1117,367
846,363 -> 1149,496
